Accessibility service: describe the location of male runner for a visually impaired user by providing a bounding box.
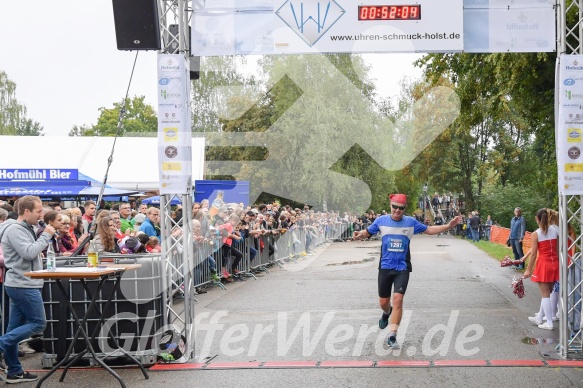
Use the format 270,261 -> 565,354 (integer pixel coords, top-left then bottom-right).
353,194 -> 462,347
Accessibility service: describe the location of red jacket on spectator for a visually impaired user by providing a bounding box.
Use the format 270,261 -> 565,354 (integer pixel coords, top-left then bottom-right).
219,223 -> 233,246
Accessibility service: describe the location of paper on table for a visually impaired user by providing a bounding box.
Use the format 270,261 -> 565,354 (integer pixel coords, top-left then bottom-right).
34,267 -> 121,273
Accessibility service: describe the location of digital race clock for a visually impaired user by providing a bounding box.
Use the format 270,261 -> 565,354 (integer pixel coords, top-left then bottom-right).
358,5 -> 421,20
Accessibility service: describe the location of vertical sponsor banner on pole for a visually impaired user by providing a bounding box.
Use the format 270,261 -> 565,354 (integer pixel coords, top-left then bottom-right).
558,54 -> 583,194
157,54 -> 192,195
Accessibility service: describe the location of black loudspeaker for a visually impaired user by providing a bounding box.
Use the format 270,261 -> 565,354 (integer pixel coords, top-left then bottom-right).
190,56 -> 200,80
112,0 -> 161,51
168,24 -> 199,80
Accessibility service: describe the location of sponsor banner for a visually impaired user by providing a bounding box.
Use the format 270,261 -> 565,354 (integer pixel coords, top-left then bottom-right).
464,0 -> 554,8
558,54 -> 583,194
191,0 -> 555,55
464,6 -> 555,53
0,169 -> 78,181
157,54 -> 192,195
192,0 -> 464,55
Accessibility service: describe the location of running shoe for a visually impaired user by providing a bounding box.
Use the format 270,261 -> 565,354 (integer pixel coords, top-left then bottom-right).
387,335 -> 399,349
6,371 -> 38,384
378,307 -> 392,330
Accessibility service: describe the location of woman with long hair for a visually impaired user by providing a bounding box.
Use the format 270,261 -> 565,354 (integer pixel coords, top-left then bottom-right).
526,209 -> 577,321
524,208 -> 560,330
43,211 -> 65,255
74,216 -> 84,239
92,217 -> 120,254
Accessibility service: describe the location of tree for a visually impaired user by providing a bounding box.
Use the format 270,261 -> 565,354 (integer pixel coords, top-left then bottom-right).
413,52 -> 556,210
206,53 -> 459,211
0,71 -> 43,136
191,56 -> 258,133
68,96 -> 157,137
480,182 -> 547,232
68,124 -> 90,137
17,118 -> 44,136
188,52 -> 464,210
217,53 -> 387,211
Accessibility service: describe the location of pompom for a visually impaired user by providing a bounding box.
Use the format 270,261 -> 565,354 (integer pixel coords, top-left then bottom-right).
501,255 -> 522,267
511,276 -> 525,298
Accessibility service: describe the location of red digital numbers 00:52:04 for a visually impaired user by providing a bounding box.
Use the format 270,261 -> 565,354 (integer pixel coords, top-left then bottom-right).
358,5 -> 421,20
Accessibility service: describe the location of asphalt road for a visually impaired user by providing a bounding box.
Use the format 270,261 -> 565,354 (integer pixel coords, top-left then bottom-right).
16,235 -> 583,387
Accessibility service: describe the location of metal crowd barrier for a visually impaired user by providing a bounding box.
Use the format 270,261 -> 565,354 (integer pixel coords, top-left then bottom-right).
568,252 -> 582,339
40,254 -> 164,368
191,233 -> 259,291
326,222 -> 353,242
190,223 -> 332,292
230,235 -> 257,280
191,221 -> 378,295
191,236 -> 225,291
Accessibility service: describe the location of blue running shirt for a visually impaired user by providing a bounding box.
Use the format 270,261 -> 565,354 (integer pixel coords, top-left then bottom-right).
367,215 -> 428,271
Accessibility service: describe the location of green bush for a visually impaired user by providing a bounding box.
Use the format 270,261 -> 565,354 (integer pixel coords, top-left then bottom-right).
479,183 -> 548,232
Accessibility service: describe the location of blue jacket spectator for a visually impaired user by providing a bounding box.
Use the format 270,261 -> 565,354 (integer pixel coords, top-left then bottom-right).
140,207 -> 160,238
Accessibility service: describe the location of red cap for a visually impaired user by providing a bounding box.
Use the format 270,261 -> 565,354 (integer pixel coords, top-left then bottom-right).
389,194 -> 407,204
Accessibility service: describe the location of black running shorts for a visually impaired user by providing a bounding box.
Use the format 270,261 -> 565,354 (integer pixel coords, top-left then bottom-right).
378,269 -> 410,298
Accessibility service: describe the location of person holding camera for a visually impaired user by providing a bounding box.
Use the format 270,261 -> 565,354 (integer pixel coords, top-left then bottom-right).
0,196 -> 56,383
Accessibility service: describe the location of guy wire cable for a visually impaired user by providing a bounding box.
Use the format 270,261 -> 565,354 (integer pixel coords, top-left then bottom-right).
71,51 -> 139,257
95,51 -> 140,210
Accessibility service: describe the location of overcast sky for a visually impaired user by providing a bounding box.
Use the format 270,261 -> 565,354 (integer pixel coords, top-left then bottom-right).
0,1 -> 422,137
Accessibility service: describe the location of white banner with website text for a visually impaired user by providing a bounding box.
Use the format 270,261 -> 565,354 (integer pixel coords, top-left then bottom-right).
157,54 -> 192,195
191,0 -> 556,55
192,0 -> 464,55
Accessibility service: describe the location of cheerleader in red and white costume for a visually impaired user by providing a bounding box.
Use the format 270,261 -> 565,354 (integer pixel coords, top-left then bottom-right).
527,209 -> 573,322
524,208 -> 559,330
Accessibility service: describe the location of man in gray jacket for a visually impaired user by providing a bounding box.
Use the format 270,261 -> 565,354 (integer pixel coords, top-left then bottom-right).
0,196 -> 55,383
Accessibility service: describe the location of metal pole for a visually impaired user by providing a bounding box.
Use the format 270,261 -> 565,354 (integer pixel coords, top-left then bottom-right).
422,184 -> 427,222
558,0 -> 583,357
182,193 -> 194,359
559,193 -> 568,356
157,0 -> 194,361
159,194 -> 169,328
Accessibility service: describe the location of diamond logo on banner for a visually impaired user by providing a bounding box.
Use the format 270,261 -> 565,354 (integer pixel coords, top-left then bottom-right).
276,0 -> 345,47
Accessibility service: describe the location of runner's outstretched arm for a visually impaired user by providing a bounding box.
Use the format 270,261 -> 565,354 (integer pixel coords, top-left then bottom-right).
353,230 -> 371,240
424,216 -> 463,235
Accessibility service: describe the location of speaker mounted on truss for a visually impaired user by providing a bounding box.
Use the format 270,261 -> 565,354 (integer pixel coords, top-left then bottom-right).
112,0 -> 161,51
168,24 -> 199,80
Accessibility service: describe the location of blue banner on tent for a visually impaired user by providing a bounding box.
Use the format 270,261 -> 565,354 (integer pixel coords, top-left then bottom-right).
141,196 -> 182,206
0,180 -> 91,196
0,169 -> 78,181
0,181 -> 138,197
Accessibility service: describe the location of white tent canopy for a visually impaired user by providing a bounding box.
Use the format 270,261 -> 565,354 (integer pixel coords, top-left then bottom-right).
0,136 -> 205,191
